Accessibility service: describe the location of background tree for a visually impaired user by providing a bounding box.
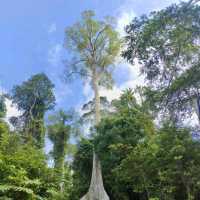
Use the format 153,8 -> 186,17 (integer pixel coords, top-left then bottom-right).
122,1 -> 200,123
11,73 -> 55,148
81,96 -> 111,124
111,88 -> 138,111
47,109 -> 76,195
0,77 -> 74,200
71,89 -> 200,200
70,91 -> 154,200
0,95 -> 6,119
0,120 -> 61,199
64,10 -> 121,200
116,124 -> 200,200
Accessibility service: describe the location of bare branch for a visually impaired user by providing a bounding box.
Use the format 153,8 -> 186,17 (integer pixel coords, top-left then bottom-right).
65,70 -> 92,79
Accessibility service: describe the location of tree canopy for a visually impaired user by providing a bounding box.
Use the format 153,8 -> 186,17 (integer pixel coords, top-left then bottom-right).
123,1 -> 200,122
11,73 -> 55,148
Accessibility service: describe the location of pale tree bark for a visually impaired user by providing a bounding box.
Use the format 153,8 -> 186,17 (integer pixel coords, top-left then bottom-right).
80,153 -> 109,200
196,96 -> 200,122
193,95 -> 200,123
80,69 -> 110,200
92,70 -> 100,125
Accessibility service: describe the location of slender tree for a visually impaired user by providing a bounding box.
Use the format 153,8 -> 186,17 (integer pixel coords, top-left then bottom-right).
64,10 -> 121,200
47,109 -> 74,193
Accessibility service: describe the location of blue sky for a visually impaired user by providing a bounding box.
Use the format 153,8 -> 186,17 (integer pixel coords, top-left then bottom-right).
1,0 -> 189,155
0,0 -> 184,115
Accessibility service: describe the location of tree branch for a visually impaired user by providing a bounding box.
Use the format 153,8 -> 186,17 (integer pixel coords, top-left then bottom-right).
94,26 -> 107,51
65,70 -> 92,79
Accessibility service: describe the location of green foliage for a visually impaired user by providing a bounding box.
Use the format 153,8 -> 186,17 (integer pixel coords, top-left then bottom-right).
47,110 -> 72,169
11,73 -> 55,148
0,75 -> 74,200
12,73 -> 55,113
94,97 -> 154,199
111,88 -> 138,111
47,165 -> 73,200
65,11 -> 121,199
116,124 -> 200,199
123,1 -> 200,122
2,3 -> 200,200
0,121 -> 59,199
64,10 -> 121,89
0,121 -> 9,145
69,138 -> 93,200
70,91 -> 154,200
47,109 -> 75,198
70,89 -> 200,200
0,95 -> 6,119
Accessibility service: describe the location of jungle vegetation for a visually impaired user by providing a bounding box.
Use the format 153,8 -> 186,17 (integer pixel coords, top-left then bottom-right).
1,1 -> 200,200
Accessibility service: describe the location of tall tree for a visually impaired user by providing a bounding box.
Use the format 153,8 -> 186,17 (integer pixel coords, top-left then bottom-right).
69,138 -> 94,200
11,73 -> 55,148
122,1 -> 200,123
47,109 -> 74,193
70,90 -> 154,200
64,10 -> 121,200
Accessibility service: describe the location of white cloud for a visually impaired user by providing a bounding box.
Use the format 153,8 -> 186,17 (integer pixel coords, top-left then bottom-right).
99,62 -> 144,102
46,39 -> 72,107
116,11 -> 135,36
107,0 -> 143,101
184,112 -> 199,127
117,0 -> 186,13
47,43 -> 62,66
54,83 -> 72,105
0,86 -> 6,95
83,82 -> 92,101
99,86 -> 121,101
48,23 -> 57,34
5,99 -> 20,123
0,86 -> 20,125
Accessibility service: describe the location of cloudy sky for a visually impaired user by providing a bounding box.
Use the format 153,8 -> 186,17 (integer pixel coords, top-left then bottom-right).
0,0 -> 185,118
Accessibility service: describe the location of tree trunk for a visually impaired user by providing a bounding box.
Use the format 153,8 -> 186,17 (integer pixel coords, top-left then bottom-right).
54,156 -> 65,192
56,131 -> 67,192
196,96 -> 200,122
60,156 -> 65,193
80,153 -> 109,200
80,70 -> 110,200
92,70 -> 100,125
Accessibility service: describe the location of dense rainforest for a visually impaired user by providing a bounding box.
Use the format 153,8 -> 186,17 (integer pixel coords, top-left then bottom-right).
1,1 -> 200,199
